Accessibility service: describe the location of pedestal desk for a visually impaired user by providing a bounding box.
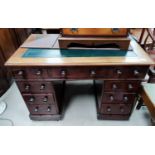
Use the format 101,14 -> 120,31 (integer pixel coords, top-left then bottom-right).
5,34 -> 154,121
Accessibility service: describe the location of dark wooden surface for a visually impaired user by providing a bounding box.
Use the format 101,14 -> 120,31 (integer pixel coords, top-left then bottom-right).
11,65 -> 149,120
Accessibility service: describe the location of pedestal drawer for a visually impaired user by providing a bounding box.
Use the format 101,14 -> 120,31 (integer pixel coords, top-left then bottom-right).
28,104 -> 58,115
100,103 -> 133,115
22,94 -> 56,105
16,81 -> 53,93
101,92 -> 136,104
104,80 -> 141,92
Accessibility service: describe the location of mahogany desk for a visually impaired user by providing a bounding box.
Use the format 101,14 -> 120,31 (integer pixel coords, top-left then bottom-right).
5,34 -> 154,121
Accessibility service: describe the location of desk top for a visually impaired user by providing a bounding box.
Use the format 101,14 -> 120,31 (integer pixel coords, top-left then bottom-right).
5,34 -> 154,67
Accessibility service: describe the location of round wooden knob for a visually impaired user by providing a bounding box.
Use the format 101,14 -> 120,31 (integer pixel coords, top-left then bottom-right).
29,97 -> 35,102
90,70 -> 96,77
25,85 -> 30,90
134,70 -> 139,76
61,70 -> 66,77
120,107 -> 124,113
34,107 -> 39,112
107,107 -> 111,112
110,95 -> 114,101
123,96 -> 128,102
40,84 -> 45,90
43,96 -> 48,102
47,106 -> 51,112
18,70 -> 24,75
116,69 -> 122,75
36,70 -> 41,75
128,84 -> 133,90
112,84 -> 117,89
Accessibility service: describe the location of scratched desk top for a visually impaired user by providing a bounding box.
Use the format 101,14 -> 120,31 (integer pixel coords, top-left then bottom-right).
5,34 -> 154,67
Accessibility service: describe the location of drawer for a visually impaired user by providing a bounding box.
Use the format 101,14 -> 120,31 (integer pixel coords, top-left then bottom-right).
113,66 -> 148,79
28,104 -> 58,115
16,81 -> 53,93
22,94 -> 56,105
62,28 -> 128,37
12,68 -> 48,79
48,67 -> 113,79
104,80 -> 141,92
100,103 -> 133,115
101,92 -> 136,104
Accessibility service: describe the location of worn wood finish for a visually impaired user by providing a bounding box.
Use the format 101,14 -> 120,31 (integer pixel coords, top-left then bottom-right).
62,28 -> 128,37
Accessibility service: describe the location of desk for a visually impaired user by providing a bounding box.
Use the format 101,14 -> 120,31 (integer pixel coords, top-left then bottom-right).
5,34 -> 154,120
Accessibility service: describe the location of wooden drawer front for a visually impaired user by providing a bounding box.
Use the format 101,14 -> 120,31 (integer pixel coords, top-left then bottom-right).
101,92 -> 136,104
28,104 -> 58,115
12,68 -> 48,79
113,66 -> 148,79
12,68 -> 26,79
22,94 -> 55,105
104,80 -> 141,92
48,67 -> 113,79
62,28 -> 128,37
16,81 -> 53,93
26,68 -> 48,79
100,104 -> 133,115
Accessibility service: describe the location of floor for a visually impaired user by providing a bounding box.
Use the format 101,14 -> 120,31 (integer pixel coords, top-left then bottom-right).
0,80 -> 152,126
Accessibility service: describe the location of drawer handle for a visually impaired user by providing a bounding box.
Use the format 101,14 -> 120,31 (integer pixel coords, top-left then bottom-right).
90,70 -> 96,77
110,95 -> 114,101
34,107 -> 39,112
61,70 -> 66,77
123,96 -> 128,102
112,84 -> 117,89
120,107 -> 124,113
25,85 -> 30,90
40,84 -> 45,90
43,96 -> 48,102
134,70 -> 139,76
18,70 -> 24,75
29,97 -> 35,102
107,107 -> 111,112
112,28 -> 120,32
47,106 -> 51,112
36,70 -> 42,75
71,28 -> 78,32
116,69 -> 122,75
128,84 -> 133,90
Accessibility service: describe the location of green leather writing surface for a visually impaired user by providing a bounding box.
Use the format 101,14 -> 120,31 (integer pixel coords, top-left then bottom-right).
22,49 -> 137,58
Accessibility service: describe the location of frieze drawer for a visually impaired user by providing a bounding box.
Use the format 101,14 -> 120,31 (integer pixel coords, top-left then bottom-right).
12,68 -> 48,79
48,66 -> 114,79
